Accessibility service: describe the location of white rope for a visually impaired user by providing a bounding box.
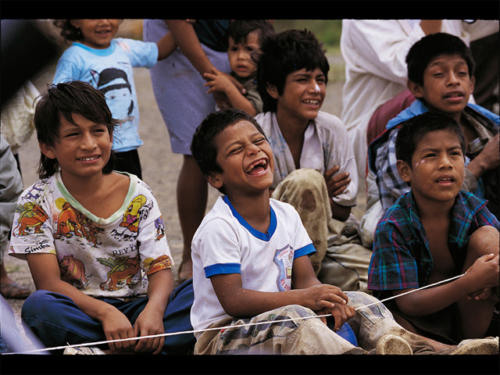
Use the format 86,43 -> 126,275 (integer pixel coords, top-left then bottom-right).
3,273 -> 465,355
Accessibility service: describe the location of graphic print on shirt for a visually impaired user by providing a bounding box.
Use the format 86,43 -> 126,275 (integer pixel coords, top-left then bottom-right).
97,255 -> 141,291
274,245 -> 294,291
154,216 -> 165,240
14,202 -> 49,236
54,199 -> 102,246
143,254 -> 172,275
111,194 -> 152,242
59,255 -> 89,289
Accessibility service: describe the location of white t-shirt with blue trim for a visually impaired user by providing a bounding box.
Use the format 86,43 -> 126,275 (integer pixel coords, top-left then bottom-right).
53,38 -> 158,153
190,196 -> 316,333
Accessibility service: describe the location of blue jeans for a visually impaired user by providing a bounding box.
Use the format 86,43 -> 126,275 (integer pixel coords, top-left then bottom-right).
21,279 -> 195,354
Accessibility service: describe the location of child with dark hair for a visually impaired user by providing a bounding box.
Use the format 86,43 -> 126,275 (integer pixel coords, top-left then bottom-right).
369,111 -> 499,347
255,29 -> 371,291
369,32 -> 499,220
189,108 -> 495,355
52,19 -> 176,179
203,20 -> 275,116
9,81 -> 195,354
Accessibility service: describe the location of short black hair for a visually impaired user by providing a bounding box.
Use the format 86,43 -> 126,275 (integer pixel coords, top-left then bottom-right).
228,20 -> 275,47
406,32 -> 475,86
191,109 -> 267,192
53,19 -> 82,42
257,29 -> 329,112
395,111 -> 466,166
34,81 -> 117,178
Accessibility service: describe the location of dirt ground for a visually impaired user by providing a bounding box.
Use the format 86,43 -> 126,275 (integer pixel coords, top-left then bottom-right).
3,20 -> 353,345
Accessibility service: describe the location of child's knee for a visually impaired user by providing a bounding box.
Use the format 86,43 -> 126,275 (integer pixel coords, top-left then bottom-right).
468,226 -> 499,257
21,290 -> 69,322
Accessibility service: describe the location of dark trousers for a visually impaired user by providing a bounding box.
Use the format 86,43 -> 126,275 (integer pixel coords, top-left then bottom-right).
113,149 -> 142,179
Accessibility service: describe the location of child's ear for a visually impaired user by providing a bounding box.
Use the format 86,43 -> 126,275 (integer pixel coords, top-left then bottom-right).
207,172 -> 224,190
407,79 -> 424,99
39,142 -> 56,160
396,160 -> 412,183
266,84 -> 279,99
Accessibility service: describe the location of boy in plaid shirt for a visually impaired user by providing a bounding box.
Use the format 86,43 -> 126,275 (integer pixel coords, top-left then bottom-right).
368,112 -> 499,346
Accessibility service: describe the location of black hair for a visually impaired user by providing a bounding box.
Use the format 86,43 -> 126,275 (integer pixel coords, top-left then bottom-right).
228,20 -> 275,47
257,29 -> 329,112
406,32 -> 475,86
34,81 -> 117,178
53,19 -> 82,42
191,109 -> 267,193
395,111 -> 466,167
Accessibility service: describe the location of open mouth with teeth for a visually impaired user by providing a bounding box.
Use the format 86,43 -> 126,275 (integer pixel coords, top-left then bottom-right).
245,158 -> 269,176
77,155 -> 101,162
443,92 -> 464,100
436,176 -> 456,184
303,99 -> 321,106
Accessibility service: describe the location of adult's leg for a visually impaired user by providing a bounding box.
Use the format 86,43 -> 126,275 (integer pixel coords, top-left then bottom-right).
177,155 -> 208,282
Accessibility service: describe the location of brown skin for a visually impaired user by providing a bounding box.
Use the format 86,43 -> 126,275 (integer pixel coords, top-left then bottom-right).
33,113 -> 173,353
266,68 -> 352,222
207,121 -> 355,330
394,129 -> 499,338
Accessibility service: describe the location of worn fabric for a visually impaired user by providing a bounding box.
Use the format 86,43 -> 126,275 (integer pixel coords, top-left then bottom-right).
1,81 -> 39,154
21,279 -> 195,353
255,111 -> 358,207
0,135 -> 23,265
194,291 -> 419,355
340,19 -> 470,183
369,99 -> 500,216
232,72 -> 263,114
9,172 -> 173,298
143,19 -> 231,155
368,191 -> 500,292
190,196 -> 315,333
271,169 -> 371,290
53,38 -> 157,153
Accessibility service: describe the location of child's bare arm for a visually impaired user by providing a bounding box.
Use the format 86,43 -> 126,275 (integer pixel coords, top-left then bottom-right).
467,134 -> 500,178
203,71 -> 256,116
133,269 -> 173,354
27,253 -> 136,353
394,253 -> 499,316
210,272 -> 348,318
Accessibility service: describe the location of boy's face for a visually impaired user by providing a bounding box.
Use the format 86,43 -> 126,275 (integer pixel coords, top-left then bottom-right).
409,54 -> 474,120
267,67 -> 326,123
397,128 -> 465,206
70,19 -> 121,49
228,30 -> 261,79
40,113 -> 113,180
208,120 -> 274,196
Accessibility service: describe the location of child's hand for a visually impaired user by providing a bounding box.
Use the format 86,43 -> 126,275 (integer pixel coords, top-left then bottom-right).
100,306 -> 136,353
203,70 -> 236,94
318,304 -> 356,331
301,284 -> 350,312
324,165 -> 350,198
465,253 -> 499,294
478,134 -> 500,171
133,306 -> 165,354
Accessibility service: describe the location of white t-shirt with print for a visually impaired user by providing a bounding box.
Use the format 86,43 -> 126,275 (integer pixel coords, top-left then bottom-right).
190,196 -> 315,333
9,172 -> 173,298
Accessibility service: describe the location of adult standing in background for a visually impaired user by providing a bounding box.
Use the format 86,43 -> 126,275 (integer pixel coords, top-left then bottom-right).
143,20 -> 233,283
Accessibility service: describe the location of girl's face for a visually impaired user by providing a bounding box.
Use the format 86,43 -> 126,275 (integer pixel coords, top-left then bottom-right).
40,113 -> 112,181
70,19 -> 121,49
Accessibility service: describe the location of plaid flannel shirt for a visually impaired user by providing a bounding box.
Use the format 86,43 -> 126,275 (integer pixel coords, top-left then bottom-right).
368,191 -> 500,292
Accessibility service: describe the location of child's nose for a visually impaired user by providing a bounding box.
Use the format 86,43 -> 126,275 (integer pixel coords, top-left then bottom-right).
80,133 -> 97,149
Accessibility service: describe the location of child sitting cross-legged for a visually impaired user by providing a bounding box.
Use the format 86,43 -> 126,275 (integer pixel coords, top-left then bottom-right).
9,81 -> 194,354
188,109 -> 493,355
369,112 -> 499,349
